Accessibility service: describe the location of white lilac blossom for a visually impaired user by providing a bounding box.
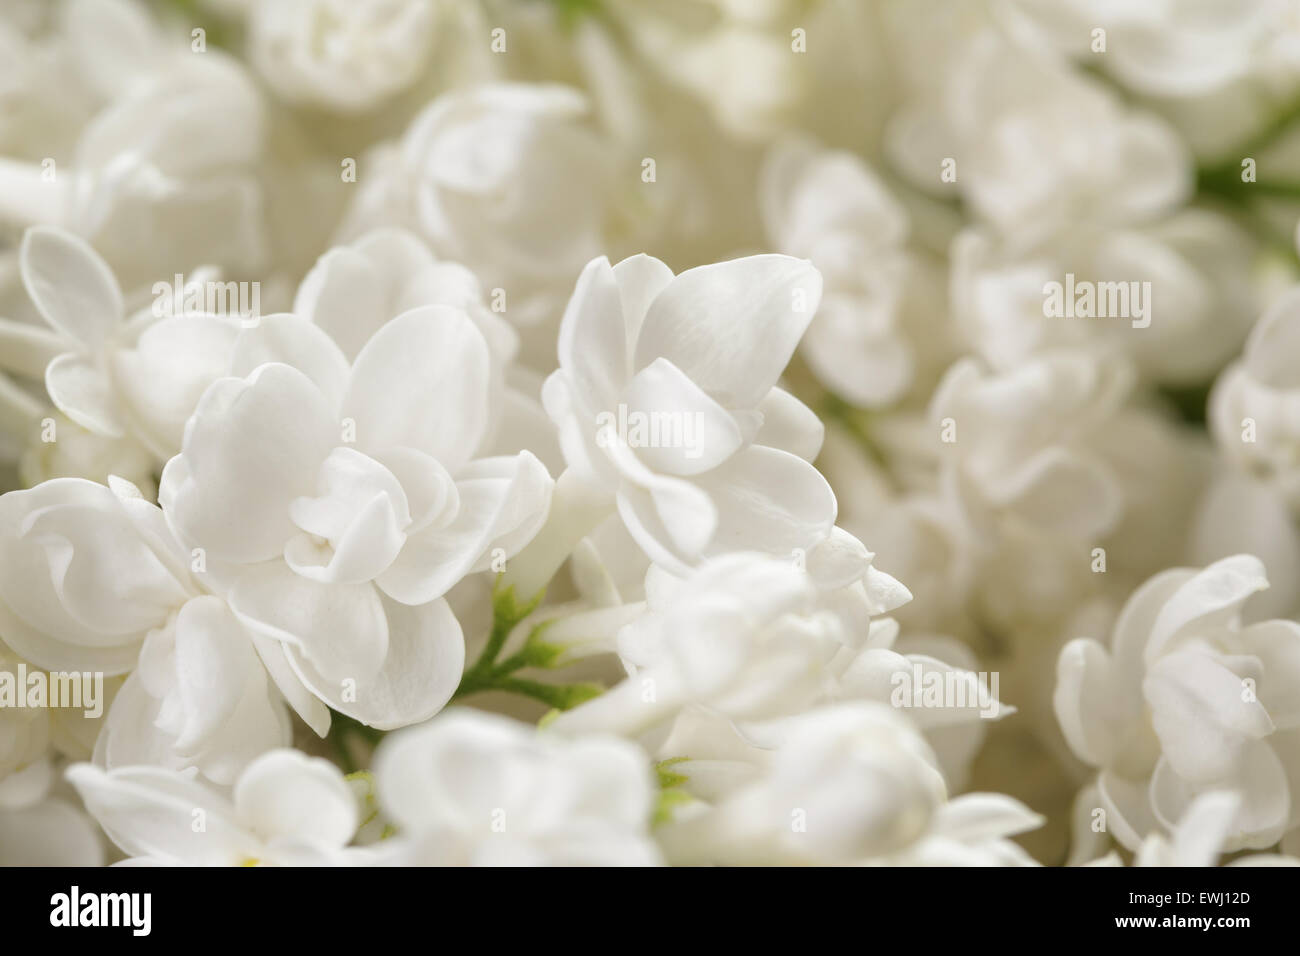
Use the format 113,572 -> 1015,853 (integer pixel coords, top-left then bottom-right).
68,750 -> 365,866
0,227 -> 241,460
1055,555 -> 1300,853
760,138 -> 914,407
548,553 -> 908,738
1193,289 -> 1300,618
521,251 -> 875,595
336,84 -> 612,328
929,350 -> 1205,636
373,709 -> 661,866
162,310 -> 554,728
0,476 -> 295,782
933,33 -> 1192,244
247,0 -> 436,112
952,211 -> 1259,388
0,0 -> 268,286
1209,287 -> 1300,513
654,702 -> 1042,866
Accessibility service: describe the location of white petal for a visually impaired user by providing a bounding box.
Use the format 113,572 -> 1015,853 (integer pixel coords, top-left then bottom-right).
1146,554 -> 1269,661
611,253 -> 675,359
248,629 -> 331,738
1231,620 -> 1300,728
19,226 -> 123,349
754,387 -> 824,461
377,451 -> 552,605
695,445 -> 836,558
619,358 -> 743,476
558,256 -> 629,414
931,793 -> 1044,842
1097,770 -> 1158,851
1054,638 -> 1121,768
111,313 -> 241,456
233,750 -> 357,848
66,763 -> 255,865
171,595 -> 263,753
633,254 -> 821,409
230,313 -> 350,414
45,353 -> 126,437
1144,651 -> 1274,782
286,595 -> 464,730
169,364 -> 336,563
230,562 -> 389,685
342,305 -> 490,471
293,246 -> 388,361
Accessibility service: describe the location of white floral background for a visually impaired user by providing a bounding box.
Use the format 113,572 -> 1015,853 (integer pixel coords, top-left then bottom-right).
1,0 -> 1300,867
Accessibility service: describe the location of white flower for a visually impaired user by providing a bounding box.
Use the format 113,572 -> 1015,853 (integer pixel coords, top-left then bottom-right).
548,553 -> 909,737
1210,287 -> 1300,513
0,227 -> 241,459
0,3 -> 269,285
532,251 -> 869,586
338,84 -> 611,327
248,0 -> 435,112
890,32 -> 1190,245
760,137 -> 913,407
825,618 -> 1012,789
952,210 -> 1259,387
373,709 -> 661,866
656,702 -> 1041,865
162,310 -> 553,728
0,476 -> 295,782
294,227 -> 518,365
1054,554 -> 1300,852
292,228 -> 563,474
68,750 -> 364,865
929,350 -> 1205,635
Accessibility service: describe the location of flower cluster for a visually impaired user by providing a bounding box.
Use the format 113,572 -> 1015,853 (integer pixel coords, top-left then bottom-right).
1,0 -> 1300,869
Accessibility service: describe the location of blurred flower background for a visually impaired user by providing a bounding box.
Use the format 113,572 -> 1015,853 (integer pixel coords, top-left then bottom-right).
3,0 -> 1300,867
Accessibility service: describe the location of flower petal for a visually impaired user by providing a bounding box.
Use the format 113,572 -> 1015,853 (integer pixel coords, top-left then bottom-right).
342,305 -> 491,471
168,363 -> 336,563
45,353 -> 125,437
285,595 -> 464,730
618,358 -> 743,476
66,763 -> 255,865
229,562 -> 389,685
19,226 -> 123,349
376,451 -> 552,605
230,313 -> 350,414
233,750 -> 357,848
633,254 -> 821,408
